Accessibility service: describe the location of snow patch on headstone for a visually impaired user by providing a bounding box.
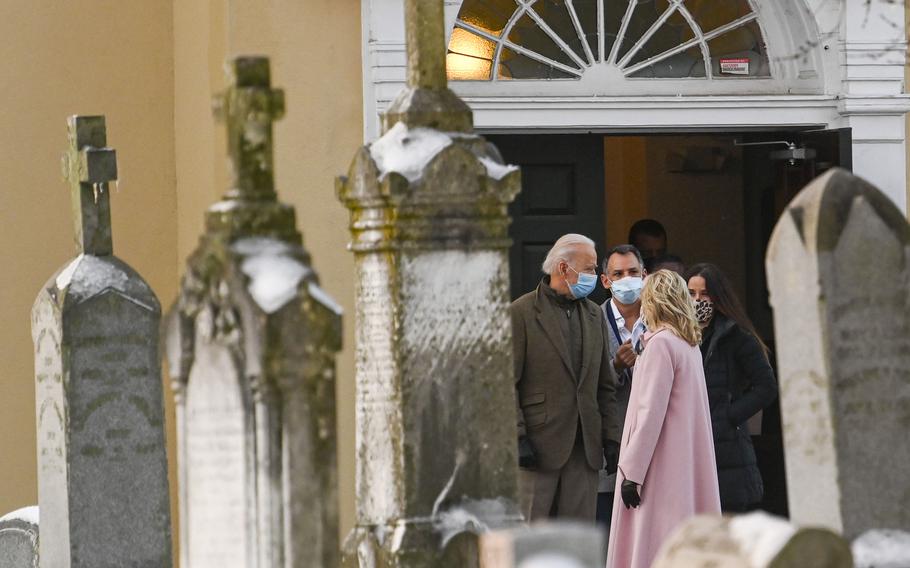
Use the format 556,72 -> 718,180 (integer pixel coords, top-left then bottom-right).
852,529 -> 910,568
433,498 -> 514,548
235,237 -> 310,314
729,511 -> 797,567
0,506 -> 38,526
478,156 -> 519,180
370,122 -> 453,182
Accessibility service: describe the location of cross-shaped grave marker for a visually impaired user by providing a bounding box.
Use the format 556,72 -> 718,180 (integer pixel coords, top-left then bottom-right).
382,0 -> 473,133
214,56 -> 285,201
62,115 -> 117,256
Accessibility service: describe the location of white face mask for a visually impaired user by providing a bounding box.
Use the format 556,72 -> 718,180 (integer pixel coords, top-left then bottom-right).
610,276 -> 643,305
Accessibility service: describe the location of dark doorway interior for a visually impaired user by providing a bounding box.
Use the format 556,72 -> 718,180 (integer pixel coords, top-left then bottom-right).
491,128 -> 852,518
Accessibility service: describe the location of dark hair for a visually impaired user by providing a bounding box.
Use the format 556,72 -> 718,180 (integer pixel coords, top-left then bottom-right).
684,263 -> 768,356
628,219 -> 667,244
645,253 -> 684,274
601,244 -> 644,274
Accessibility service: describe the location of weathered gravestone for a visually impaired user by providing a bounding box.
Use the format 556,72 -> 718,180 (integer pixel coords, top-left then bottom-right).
0,507 -> 39,567
31,115 -> 172,567
164,56 -> 342,568
337,0 -> 523,566
479,523 -> 604,568
650,512 -> 852,568
766,168 -> 910,539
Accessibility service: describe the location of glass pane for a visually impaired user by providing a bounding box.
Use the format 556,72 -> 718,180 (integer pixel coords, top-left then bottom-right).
572,0 -> 599,60
456,0 -> 517,36
498,47 -> 577,79
625,3 -> 695,69
628,45 -> 705,78
613,0 -> 666,62
447,27 -> 495,81
686,0 -> 753,35
507,13 -> 578,69
603,0 -> 629,60
532,0 -> 588,63
708,20 -> 770,77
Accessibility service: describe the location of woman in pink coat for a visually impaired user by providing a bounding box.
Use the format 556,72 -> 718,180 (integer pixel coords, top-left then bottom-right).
606,270 -> 721,568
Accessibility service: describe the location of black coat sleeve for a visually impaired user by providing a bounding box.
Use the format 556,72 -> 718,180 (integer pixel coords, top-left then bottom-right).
728,329 -> 778,426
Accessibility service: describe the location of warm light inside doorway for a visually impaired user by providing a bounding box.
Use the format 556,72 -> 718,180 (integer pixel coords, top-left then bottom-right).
446,27 -> 495,80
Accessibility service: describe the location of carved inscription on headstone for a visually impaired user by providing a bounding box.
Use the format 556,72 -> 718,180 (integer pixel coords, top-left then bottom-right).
766,168 -> 910,539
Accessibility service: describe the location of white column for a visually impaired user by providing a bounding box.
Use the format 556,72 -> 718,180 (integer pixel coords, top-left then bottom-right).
838,0 -> 910,214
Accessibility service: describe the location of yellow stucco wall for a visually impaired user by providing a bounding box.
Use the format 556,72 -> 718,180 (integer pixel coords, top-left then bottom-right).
0,0 -> 361,553
0,0 -> 177,527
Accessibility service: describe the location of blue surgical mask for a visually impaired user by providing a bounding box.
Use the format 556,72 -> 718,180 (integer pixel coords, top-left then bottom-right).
567,267 -> 597,299
611,276 -> 643,305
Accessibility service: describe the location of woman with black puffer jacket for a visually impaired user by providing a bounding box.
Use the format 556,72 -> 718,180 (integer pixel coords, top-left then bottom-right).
684,263 -> 778,512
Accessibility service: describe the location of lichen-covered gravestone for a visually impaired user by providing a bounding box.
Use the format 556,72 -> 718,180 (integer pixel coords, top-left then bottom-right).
766,168 -> 910,539
31,116 -> 172,567
650,513 -> 852,568
165,56 -> 342,568
337,0 -> 523,566
0,507 -> 39,567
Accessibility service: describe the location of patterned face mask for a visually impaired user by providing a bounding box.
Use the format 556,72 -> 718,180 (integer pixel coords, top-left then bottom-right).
694,298 -> 714,324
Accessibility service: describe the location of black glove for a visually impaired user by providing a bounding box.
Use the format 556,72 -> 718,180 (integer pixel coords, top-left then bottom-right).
518,435 -> 538,469
621,480 -> 641,509
603,440 -> 620,475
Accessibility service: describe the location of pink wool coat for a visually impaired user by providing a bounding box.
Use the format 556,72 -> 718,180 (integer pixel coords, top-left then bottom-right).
606,328 -> 721,568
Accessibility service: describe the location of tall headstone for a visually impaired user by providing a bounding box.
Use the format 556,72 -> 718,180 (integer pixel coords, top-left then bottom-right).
165,56 -> 342,568
0,507 -> 39,567
337,0 -> 523,565
766,168 -> 910,539
31,115 -> 172,567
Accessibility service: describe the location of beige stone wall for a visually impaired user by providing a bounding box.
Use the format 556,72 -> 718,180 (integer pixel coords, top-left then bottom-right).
0,0 -> 177,536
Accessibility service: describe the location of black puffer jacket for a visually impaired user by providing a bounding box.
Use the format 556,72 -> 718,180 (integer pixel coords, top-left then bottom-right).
701,314 -> 778,511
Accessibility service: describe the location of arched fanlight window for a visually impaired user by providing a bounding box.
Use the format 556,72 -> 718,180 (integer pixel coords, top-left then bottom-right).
446,0 -> 770,81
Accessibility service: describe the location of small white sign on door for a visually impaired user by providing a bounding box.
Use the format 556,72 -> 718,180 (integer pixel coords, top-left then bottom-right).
720,58 -> 750,75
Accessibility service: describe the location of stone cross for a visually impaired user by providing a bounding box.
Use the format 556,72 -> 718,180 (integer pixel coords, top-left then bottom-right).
337,0 -> 523,565
61,115 -> 117,255
766,168 -> 910,539
382,0 -> 472,133
32,116 -> 172,567
213,56 -> 285,201
166,56 -> 341,568
0,507 -> 39,568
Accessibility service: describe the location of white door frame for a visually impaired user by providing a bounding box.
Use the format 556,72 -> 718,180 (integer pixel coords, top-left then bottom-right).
362,0 -> 910,212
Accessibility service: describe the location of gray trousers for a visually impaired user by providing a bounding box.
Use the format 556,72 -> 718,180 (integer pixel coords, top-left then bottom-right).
519,440 -> 599,522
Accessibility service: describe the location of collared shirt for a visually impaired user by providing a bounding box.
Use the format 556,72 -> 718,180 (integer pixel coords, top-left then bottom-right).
609,299 -> 647,355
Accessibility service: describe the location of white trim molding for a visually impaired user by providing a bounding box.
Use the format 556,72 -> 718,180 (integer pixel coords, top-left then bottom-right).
362,0 -> 910,212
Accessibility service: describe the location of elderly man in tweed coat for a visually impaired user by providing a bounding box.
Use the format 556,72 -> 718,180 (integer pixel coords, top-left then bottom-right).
512,233 -> 623,521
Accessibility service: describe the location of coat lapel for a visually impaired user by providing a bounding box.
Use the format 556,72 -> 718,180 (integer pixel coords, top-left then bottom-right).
533,285 -> 575,380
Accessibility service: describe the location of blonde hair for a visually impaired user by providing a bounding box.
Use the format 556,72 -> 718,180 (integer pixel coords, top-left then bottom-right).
541,233 -> 595,275
641,270 -> 702,346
